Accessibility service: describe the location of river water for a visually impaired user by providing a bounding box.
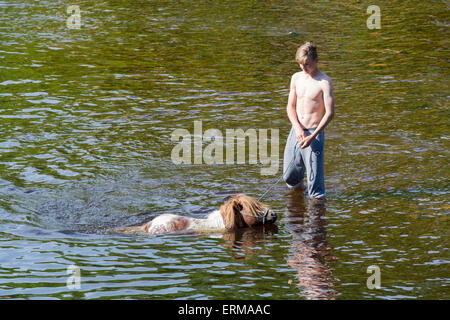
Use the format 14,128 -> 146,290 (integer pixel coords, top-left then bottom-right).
0,0 -> 448,299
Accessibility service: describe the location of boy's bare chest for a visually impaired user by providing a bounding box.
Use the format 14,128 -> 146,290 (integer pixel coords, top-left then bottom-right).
295,79 -> 323,100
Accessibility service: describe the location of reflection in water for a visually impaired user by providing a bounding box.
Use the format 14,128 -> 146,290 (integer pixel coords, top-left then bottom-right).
284,190 -> 338,300
221,224 -> 278,259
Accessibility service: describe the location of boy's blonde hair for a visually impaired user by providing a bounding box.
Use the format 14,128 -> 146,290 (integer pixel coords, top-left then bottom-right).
295,42 -> 318,64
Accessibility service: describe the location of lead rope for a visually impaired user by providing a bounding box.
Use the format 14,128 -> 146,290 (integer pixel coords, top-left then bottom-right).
257,141 -> 298,201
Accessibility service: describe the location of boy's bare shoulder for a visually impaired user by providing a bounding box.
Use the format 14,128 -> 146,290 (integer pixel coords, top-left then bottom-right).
291,71 -> 304,79
318,71 -> 332,83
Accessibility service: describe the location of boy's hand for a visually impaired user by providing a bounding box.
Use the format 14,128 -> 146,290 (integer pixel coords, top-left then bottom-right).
300,135 -> 314,149
294,127 -> 307,145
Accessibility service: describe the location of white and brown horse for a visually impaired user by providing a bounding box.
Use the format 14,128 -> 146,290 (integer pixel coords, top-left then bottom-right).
115,194 -> 277,235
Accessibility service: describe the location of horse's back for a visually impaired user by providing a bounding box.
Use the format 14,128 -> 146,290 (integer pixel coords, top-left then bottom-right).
146,214 -> 191,234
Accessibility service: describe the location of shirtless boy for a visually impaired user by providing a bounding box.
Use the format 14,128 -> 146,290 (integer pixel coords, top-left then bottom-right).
283,42 -> 334,200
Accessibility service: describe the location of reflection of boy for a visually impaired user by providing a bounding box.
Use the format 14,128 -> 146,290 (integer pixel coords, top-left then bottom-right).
283,42 -> 335,200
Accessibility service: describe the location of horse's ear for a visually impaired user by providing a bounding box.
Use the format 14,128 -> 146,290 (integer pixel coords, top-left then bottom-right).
233,199 -> 243,211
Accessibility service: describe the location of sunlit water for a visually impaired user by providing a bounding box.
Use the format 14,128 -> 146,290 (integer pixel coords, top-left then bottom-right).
0,0 -> 448,299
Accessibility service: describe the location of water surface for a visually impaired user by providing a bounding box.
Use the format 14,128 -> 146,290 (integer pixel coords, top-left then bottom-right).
0,0 -> 448,299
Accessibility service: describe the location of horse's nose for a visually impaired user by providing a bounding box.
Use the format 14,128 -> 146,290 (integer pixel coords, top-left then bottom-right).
269,210 -> 277,223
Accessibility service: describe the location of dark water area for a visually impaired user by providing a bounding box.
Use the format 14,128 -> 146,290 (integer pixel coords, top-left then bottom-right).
0,0 -> 448,299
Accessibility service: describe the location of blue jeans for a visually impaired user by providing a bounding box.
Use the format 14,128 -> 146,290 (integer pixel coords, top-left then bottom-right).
283,127 -> 326,199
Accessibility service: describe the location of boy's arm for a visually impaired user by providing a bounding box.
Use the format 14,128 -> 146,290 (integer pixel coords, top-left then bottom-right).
300,77 -> 334,148
286,73 -> 307,143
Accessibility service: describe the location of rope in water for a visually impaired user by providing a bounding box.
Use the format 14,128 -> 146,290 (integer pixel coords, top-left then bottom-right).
257,141 -> 298,201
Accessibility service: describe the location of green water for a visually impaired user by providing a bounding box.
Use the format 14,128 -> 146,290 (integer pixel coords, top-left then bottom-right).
0,0 -> 448,299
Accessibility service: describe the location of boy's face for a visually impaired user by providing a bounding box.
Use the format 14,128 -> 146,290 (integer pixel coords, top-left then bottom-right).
299,57 -> 318,75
